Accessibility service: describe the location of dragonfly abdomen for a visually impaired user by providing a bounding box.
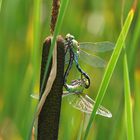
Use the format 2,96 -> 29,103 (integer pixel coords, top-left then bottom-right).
74,57 -> 90,89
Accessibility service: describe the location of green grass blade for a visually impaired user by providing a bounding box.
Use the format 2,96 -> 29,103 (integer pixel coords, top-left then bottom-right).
124,53 -> 134,140
128,10 -> 140,71
41,0 -> 69,93
27,0 -> 41,138
0,0 -> 2,12
77,119 -> 84,140
32,0 -> 41,82
83,9 -> 134,140
134,71 -> 140,139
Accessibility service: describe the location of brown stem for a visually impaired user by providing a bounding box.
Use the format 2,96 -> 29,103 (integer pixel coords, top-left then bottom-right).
50,0 -> 60,34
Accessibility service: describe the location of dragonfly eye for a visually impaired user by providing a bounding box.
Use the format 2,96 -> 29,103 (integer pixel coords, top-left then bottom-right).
85,80 -> 90,88
65,37 -> 68,41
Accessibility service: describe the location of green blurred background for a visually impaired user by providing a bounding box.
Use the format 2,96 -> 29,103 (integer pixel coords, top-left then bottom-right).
0,0 -> 139,140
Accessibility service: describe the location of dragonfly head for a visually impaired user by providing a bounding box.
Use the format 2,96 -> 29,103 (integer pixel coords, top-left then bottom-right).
81,75 -> 90,89
65,33 -> 74,42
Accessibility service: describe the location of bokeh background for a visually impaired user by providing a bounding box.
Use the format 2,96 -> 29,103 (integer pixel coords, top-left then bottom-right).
0,0 -> 139,140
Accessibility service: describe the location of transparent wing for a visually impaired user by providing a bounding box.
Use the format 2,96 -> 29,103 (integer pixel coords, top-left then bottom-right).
80,41 -> 115,53
79,50 -> 106,68
65,92 -> 112,118
84,95 -> 112,118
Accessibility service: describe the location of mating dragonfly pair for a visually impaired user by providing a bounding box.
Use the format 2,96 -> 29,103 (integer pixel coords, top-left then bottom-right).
63,33 -> 114,118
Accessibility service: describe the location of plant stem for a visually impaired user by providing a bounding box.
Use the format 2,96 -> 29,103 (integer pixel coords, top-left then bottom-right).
50,0 -> 60,34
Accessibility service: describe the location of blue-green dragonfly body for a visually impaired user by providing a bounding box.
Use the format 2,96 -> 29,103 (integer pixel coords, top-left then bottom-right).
63,33 -> 114,118
63,33 -> 114,92
64,34 -> 90,92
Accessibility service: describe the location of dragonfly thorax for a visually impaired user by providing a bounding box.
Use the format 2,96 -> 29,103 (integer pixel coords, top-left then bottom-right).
65,33 -> 80,54
66,78 -> 87,93
72,39 -> 80,54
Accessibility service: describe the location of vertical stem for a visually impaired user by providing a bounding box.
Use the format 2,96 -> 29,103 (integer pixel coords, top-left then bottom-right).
37,0 -> 69,139
50,0 -> 60,34
37,36 -> 64,140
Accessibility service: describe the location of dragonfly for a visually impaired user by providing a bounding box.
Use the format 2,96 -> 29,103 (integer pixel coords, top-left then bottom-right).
63,76 -> 112,118
63,33 -> 114,118
64,33 -> 114,91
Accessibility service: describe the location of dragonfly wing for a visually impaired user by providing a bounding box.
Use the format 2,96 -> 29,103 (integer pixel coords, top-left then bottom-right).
79,50 -> 106,68
66,93 -> 93,114
62,91 -> 76,97
80,41 -> 115,53
65,93 -> 112,118
84,95 -> 112,118
31,91 -> 70,100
